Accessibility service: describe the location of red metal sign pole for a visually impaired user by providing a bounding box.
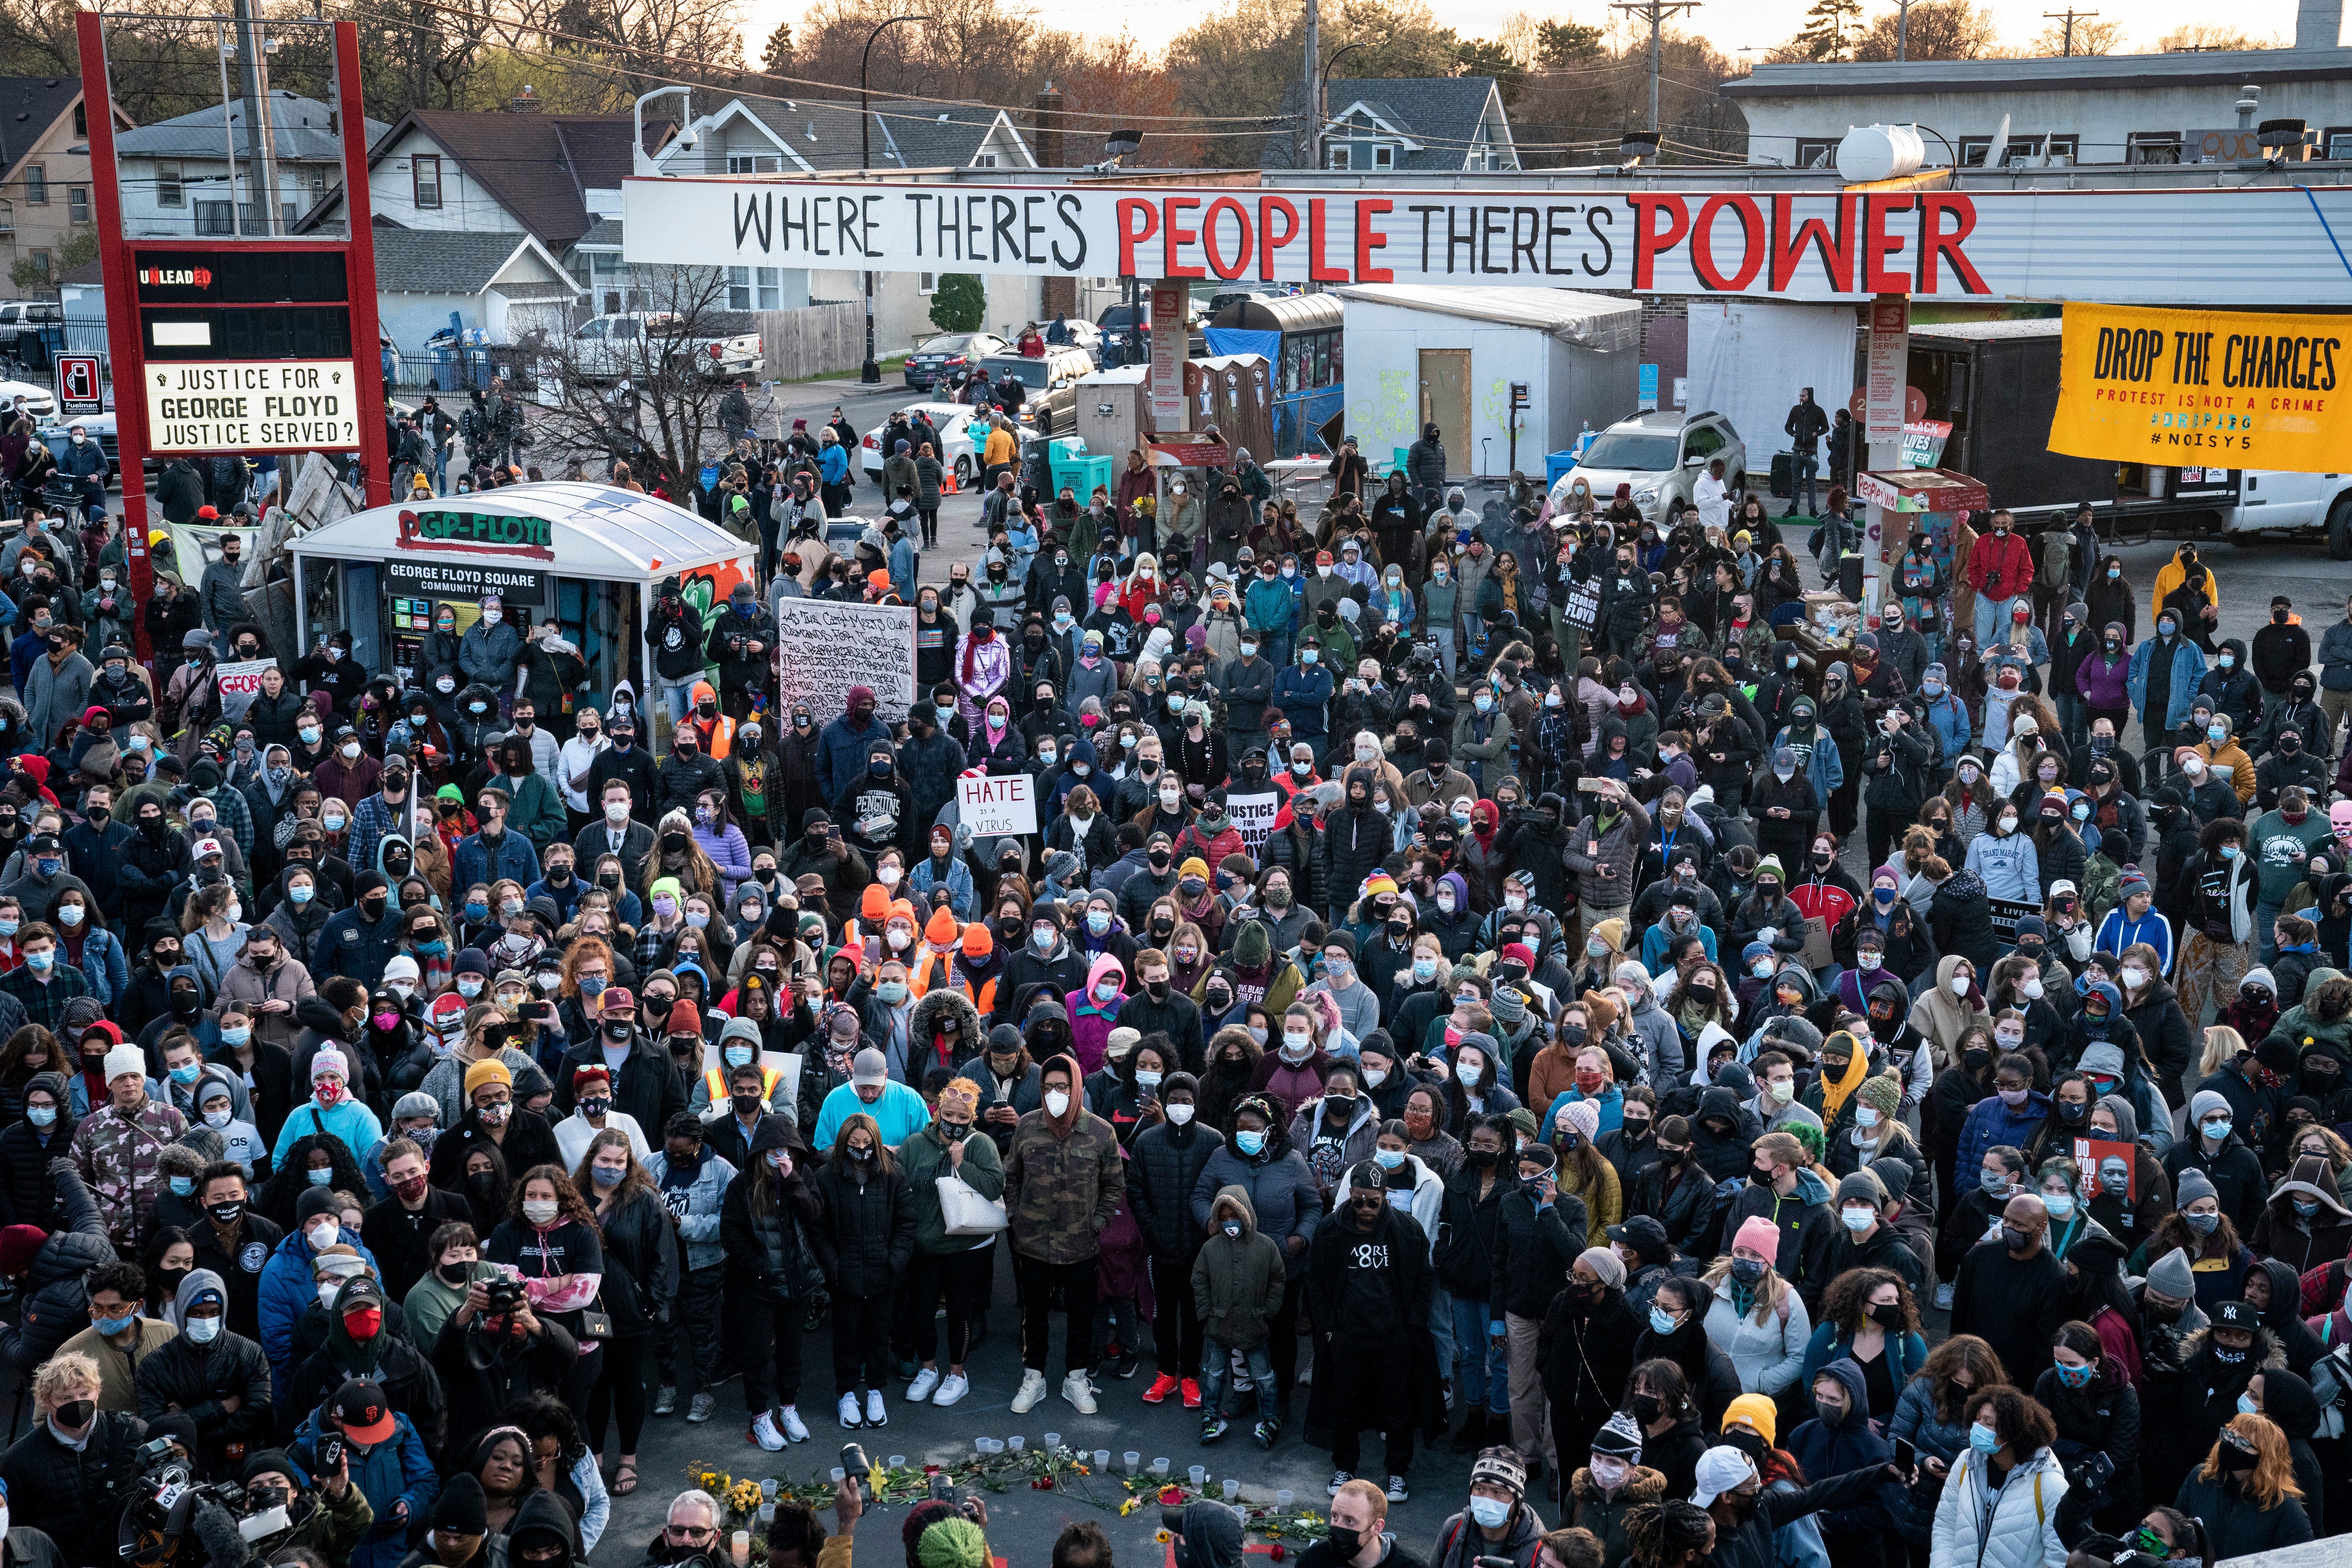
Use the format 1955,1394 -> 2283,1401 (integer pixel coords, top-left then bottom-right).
75,10 -> 153,669
333,20 -> 392,513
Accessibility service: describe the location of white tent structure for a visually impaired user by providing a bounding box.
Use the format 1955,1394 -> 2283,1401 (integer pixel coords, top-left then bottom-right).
287,482 -> 755,717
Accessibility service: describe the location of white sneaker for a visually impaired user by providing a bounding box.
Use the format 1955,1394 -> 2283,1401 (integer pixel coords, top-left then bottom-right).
780,1405 -> 811,1443
838,1392 -> 863,1428
1011,1369 -> 1049,1413
866,1389 -> 887,1426
1934,1282 -> 1955,1311
933,1372 -> 970,1407
752,1411 -> 786,1451
907,1367 -> 940,1403
1062,1372 -> 1098,1414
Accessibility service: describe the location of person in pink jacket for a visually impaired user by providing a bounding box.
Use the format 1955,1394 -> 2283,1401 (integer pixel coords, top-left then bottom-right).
1063,953 -> 1127,1074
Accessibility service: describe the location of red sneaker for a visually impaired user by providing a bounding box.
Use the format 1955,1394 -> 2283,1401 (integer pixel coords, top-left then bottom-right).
1142,1373 -> 1181,1404
1181,1378 -> 1203,1410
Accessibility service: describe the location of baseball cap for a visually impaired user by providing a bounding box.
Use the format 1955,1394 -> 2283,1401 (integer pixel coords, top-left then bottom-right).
331,1379 -> 398,1445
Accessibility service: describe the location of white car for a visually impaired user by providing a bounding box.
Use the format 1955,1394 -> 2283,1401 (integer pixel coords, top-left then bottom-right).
860,401 -> 1038,490
0,379 -> 57,421
1550,408 -> 1747,525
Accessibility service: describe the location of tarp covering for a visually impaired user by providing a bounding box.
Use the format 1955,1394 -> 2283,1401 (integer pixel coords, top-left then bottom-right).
1685,300 -> 1856,479
1334,285 -> 1641,352
1204,328 -> 1281,362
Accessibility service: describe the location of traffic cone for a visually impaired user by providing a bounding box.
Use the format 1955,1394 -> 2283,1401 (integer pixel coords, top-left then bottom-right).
941,466 -> 958,496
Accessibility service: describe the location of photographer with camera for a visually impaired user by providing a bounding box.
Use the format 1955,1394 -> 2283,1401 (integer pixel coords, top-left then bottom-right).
134,1270 -> 271,1479
428,1274 -> 575,1454
289,1381 -> 435,1568
0,1351 -> 150,1566
234,1446 -> 372,1568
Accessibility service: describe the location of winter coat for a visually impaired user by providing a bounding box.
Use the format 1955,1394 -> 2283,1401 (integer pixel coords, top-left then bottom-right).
1931,1445 -> 2068,1568
69,1094 -> 185,1252
1003,1083 -> 1124,1265
290,1402 -> 437,1568
0,1408 -> 152,1566
257,1224 -> 381,1402
2171,1469 -> 2313,1559
1191,1185 -> 1286,1347
1784,1358 -> 1899,1539
1956,1089 -> 2054,1189
810,1156 -> 916,1298
0,1162 -> 112,1378
1703,1282 -> 1814,1395
1189,1132 -> 1323,1256
1130,1117 -> 1225,1258
133,1270 -> 273,1472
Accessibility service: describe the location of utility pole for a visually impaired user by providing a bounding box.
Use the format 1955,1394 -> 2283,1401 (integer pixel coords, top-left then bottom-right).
2040,5 -> 2098,54
1895,0 -> 1913,58
229,0 -> 279,234
858,13 -> 927,385
1302,0 -> 1318,170
1610,0 -> 1701,134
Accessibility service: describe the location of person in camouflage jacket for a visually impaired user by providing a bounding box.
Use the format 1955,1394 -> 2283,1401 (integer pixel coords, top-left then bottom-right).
69,1041 -> 187,1252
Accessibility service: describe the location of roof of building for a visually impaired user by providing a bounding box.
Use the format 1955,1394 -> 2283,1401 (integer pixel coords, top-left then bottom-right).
728,95 -> 1029,172
289,482 -> 747,582
1908,316 -> 2066,341
1335,284 -> 1641,349
116,90 -> 388,161
0,76 -> 82,185
343,110 -> 671,251
370,227 -> 580,297
1722,44 -> 2352,98
1263,76 -> 1508,172
574,216 -> 624,250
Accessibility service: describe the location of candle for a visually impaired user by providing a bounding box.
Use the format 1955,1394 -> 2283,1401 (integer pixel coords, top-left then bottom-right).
731,1532 -> 751,1566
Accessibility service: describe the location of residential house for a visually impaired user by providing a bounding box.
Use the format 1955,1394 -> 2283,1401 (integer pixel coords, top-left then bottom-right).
1722,4 -> 2352,169
114,90 -> 387,238
372,229 -> 583,374
0,78 -> 132,296
635,94 -> 1047,355
1261,76 -> 1521,173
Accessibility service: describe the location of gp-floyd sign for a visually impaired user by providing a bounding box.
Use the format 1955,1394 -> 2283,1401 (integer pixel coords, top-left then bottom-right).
144,359 -> 358,452
622,178 -> 2352,305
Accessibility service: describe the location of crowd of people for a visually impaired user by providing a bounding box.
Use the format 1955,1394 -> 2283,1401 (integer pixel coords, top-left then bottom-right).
0,430 -> 2345,1568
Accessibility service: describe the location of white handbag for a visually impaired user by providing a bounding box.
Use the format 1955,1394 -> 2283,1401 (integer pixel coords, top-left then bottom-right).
936,1173 -> 1008,1236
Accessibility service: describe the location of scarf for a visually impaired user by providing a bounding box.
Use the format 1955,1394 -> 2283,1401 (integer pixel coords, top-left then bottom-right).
1815,1044 -> 1870,1123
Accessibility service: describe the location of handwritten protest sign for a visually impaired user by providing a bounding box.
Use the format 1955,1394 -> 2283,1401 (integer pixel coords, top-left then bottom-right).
958,772 -> 1037,837
773,599 -> 916,723
216,658 -> 278,722
1227,789 -> 1282,853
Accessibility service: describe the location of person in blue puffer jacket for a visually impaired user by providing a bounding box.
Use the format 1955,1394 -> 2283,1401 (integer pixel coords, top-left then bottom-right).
291,1375 -> 439,1568
1955,1062 -> 2052,1189
1916,663 -> 1974,771
258,1187 -> 382,1403
1962,809 -> 2042,903
272,1046 -> 385,1167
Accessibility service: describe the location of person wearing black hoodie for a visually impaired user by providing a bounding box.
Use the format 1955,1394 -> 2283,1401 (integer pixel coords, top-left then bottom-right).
2247,1363 -> 2328,1536
0,1073 -> 74,1229
0,1158 -> 112,1379
132,1267 -> 272,1475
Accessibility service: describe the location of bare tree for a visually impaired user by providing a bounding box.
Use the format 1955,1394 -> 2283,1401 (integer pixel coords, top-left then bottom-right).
520,265 -> 740,494
2152,21 -> 2277,49
1850,0 -> 2003,59
2028,14 -> 2126,54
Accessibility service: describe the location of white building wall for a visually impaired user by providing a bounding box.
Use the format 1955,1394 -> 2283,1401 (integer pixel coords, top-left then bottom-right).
370,128 -> 524,232
1342,303 -> 1639,481
1739,75 -> 2352,167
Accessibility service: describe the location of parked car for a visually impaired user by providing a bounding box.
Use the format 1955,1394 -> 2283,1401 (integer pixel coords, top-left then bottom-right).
1549,408 -> 1746,524
977,348 -> 1097,437
563,312 -> 756,385
0,375 -> 57,423
860,401 -> 1044,490
1094,304 -> 1145,365
905,332 -> 1008,390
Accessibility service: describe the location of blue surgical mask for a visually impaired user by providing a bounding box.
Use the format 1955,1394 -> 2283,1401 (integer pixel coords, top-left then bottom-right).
94,1314 -> 135,1337
2238,1392 -> 2259,1416
1375,1149 -> 1405,1169
220,1027 -> 250,1048
169,1176 -> 195,1197
1968,1423 -> 2002,1456
1648,1305 -> 1680,1335
1468,1499 -> 1512,1530
725,1045 -> 753,1068
2043,1193 -> 2075,1219
290,886 -> 315,905
169,1064 -> 201,1085
307,1168 -> 334,1187
27,1106 -> 54,1127
1087,911 -> 1111,935
1412,958 -> 1436,982
1235,1130 -> 1266,1157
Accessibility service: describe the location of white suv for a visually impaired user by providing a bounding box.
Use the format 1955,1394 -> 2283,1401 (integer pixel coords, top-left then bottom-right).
1552,409 -> 1746,523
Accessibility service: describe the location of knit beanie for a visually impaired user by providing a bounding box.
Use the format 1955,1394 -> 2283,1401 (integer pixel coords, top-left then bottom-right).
1723,1392 -> 1778,1447
1560,1099 -> 1601,1143
1590,1410 -> 1644,1461
2173,1168 -> 2218,1211
462,1058 -> 512,1098
1732,1215 -> 1782,1259
2145,1246 -> 2198,1299
1857,1074 -> 1902,1119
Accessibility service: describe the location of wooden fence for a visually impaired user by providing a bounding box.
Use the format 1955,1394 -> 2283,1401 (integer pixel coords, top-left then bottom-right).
756,302 -> 864,381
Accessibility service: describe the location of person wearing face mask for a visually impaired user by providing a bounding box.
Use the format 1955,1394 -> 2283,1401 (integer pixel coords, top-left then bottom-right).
1001,1053 -> 1121,1416
895,1077 -> 1002,1413
1948,1190 -> 2068,1388
2129,606 -> 2209,766
257,1186 -> 385,1404
0,1351 -> 156,1563
640,1114 -> 733,1425
132,1267 -> 271,1476
2143,1296 -> 2276,1509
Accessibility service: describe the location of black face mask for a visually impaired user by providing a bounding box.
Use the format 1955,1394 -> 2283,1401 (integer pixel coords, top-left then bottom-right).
437,1262 -> 472,1287
207,1201 -> 243,1226
1632,1393 -> 1663,1423
731,1093 -> 762,1117
1466,1147 -> 1499,1168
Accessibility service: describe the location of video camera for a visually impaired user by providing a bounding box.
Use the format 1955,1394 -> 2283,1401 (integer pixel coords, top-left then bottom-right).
118,1436 -> 289,1568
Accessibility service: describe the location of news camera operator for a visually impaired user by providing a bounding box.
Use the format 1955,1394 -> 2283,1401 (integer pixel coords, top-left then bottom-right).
0,1351 -> 149,1567
426,1274 -> 575,1453
232,1446 -> 372,1568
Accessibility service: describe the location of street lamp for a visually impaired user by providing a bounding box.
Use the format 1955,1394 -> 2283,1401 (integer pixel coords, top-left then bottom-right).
1316,39 -> 1372,171
860,13 -> 930,386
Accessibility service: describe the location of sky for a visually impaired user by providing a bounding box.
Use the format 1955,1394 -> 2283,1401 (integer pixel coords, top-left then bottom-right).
756,0 -> 2314,65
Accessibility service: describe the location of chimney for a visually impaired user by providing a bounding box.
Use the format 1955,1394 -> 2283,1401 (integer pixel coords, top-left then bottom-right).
1033,82 -> 1065,169
2296,0 -> 2344,46
510,83 -> 541,113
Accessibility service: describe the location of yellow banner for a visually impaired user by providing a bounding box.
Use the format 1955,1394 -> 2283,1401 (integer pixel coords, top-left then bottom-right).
2047,303 -> 2347,473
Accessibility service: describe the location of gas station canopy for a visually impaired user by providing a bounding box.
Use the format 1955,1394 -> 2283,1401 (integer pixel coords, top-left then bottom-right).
288,482 -> 749,584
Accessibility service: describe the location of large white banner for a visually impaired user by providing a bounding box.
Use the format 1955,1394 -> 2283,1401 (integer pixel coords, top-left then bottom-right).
773,599 -> 917,723
624,179 -> 2352,306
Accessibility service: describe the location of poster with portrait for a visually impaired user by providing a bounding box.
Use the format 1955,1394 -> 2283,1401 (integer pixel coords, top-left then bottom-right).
2073,1137 -> 2136,1202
